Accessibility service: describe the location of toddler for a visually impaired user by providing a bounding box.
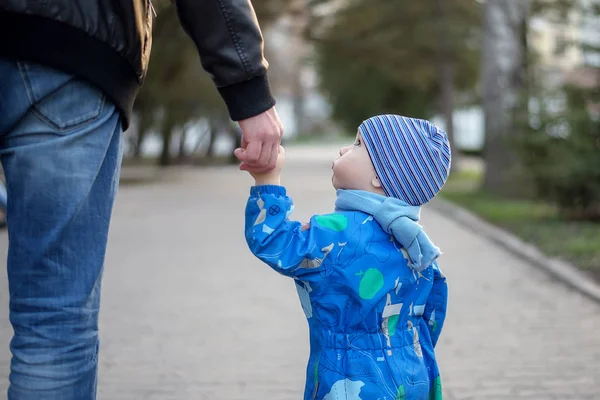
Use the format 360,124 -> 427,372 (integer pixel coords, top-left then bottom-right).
242,115 -> 450,399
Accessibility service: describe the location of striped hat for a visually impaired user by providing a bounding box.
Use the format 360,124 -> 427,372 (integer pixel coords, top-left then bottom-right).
359,115 -> 451,206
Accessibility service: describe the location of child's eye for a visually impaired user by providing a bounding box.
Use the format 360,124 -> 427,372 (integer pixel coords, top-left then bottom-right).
354,139 -> 361,146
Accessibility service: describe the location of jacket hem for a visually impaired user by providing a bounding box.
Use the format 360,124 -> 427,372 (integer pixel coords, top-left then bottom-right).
0,10 -> 140,129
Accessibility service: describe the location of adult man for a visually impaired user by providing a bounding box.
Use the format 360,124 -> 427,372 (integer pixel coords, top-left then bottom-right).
0,1 -> 282,398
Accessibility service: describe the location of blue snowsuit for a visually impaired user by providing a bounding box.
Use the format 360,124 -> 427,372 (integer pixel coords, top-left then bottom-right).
245,185 -> 448,400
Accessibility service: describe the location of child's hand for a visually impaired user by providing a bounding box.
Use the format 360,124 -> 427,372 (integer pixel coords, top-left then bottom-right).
242,145 -> 285,186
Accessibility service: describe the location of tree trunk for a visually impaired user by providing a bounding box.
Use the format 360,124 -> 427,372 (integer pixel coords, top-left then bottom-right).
290,0 -> 309,136
434,0 -> 459,173
190,126 -> 211,155
134,110 -> 152,159
292,66 -> 306,136
159,114 -> 176,166
178,127 -> 188,162
205,117 -> 219,158
228,124 -> 243,164
230,129 -> 243,164
482,0 -> 530,196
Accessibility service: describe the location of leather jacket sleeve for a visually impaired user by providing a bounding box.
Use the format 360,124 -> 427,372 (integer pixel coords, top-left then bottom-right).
173,0 -> 276,121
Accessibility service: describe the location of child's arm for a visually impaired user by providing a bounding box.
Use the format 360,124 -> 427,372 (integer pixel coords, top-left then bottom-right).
423,262 -> 448,347
241,146 -> 340,278
245,185 -> 340,278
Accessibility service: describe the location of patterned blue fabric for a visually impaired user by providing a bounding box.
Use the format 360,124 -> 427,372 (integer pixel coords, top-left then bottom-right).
335,189 -> 440,272
245,185 -> 448,400
359,115 -> 451,206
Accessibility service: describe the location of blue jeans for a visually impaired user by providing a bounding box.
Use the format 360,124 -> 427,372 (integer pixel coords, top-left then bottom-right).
0,58 -> 123,399
0,181 -> 7,211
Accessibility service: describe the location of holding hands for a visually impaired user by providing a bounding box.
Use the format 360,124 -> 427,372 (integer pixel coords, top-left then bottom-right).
234,106 -> 283,173
234,106 -> 285,186
240,145 -> 285,186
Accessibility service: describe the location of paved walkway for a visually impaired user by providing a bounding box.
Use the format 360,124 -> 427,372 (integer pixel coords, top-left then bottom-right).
0,145 -> 599,399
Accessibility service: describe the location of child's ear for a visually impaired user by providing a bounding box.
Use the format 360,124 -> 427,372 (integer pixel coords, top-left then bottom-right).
371,176 -> 383,189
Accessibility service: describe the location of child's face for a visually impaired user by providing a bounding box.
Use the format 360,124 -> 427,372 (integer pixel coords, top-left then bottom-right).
332,132 -> 384,194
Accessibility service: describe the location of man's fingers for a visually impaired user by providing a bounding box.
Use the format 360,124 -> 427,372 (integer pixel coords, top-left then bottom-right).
233,148 -> 245,161
266,143 -> 278,170
242,163 -> 271,174
259,143 -> 276,171
239,162 -> 265,172
257,141 -> 272,167
240,142 -> 262,165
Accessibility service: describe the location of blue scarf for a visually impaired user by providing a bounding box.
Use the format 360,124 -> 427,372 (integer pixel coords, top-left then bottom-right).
334,189 -> 440,271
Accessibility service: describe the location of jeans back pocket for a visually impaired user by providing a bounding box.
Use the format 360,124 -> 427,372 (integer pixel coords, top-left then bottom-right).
18,62 -> 106,132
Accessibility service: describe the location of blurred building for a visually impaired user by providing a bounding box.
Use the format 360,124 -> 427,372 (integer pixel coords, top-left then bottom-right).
529,1 -> 600,123
442,2 -> 600,153
529,0 -> 600,85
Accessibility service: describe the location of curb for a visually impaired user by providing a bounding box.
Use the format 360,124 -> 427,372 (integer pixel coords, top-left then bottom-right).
428,197 -> 600,305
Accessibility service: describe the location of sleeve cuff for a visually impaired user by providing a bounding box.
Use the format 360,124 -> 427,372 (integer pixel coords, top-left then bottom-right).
250,185 -> 287,196
218,74 -> 276,121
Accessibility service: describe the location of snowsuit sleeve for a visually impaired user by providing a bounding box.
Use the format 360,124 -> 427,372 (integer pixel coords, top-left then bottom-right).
423,261 -> 448,347
245,185 -> 343,279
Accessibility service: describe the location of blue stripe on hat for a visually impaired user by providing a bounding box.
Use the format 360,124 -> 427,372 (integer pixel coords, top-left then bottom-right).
366,118 -> 422,204
393,117 -> 438,198
359,115 -> 451,206
382,118 -> 430,202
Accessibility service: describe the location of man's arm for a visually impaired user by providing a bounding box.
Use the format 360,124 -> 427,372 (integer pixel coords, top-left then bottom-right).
173,0 -> 282,172
172,0 -> 275,122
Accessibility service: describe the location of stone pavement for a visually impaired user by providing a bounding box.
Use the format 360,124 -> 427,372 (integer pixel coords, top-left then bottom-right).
0,144 -> 599,399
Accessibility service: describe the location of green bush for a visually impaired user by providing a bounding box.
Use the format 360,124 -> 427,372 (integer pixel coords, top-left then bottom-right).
515,85 -> 600,220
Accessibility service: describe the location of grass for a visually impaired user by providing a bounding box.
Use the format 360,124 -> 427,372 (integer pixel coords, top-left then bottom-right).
440,168 -> 600,282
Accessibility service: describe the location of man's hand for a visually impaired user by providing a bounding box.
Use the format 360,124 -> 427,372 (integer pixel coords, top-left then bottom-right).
234,107 -> 283,173
247,146 -> 285,186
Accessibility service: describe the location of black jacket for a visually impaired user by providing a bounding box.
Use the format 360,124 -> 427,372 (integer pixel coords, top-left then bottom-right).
0,0 -> 275,128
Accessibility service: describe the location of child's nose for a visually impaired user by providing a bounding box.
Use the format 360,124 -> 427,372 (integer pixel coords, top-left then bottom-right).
339,146 -> 349,156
